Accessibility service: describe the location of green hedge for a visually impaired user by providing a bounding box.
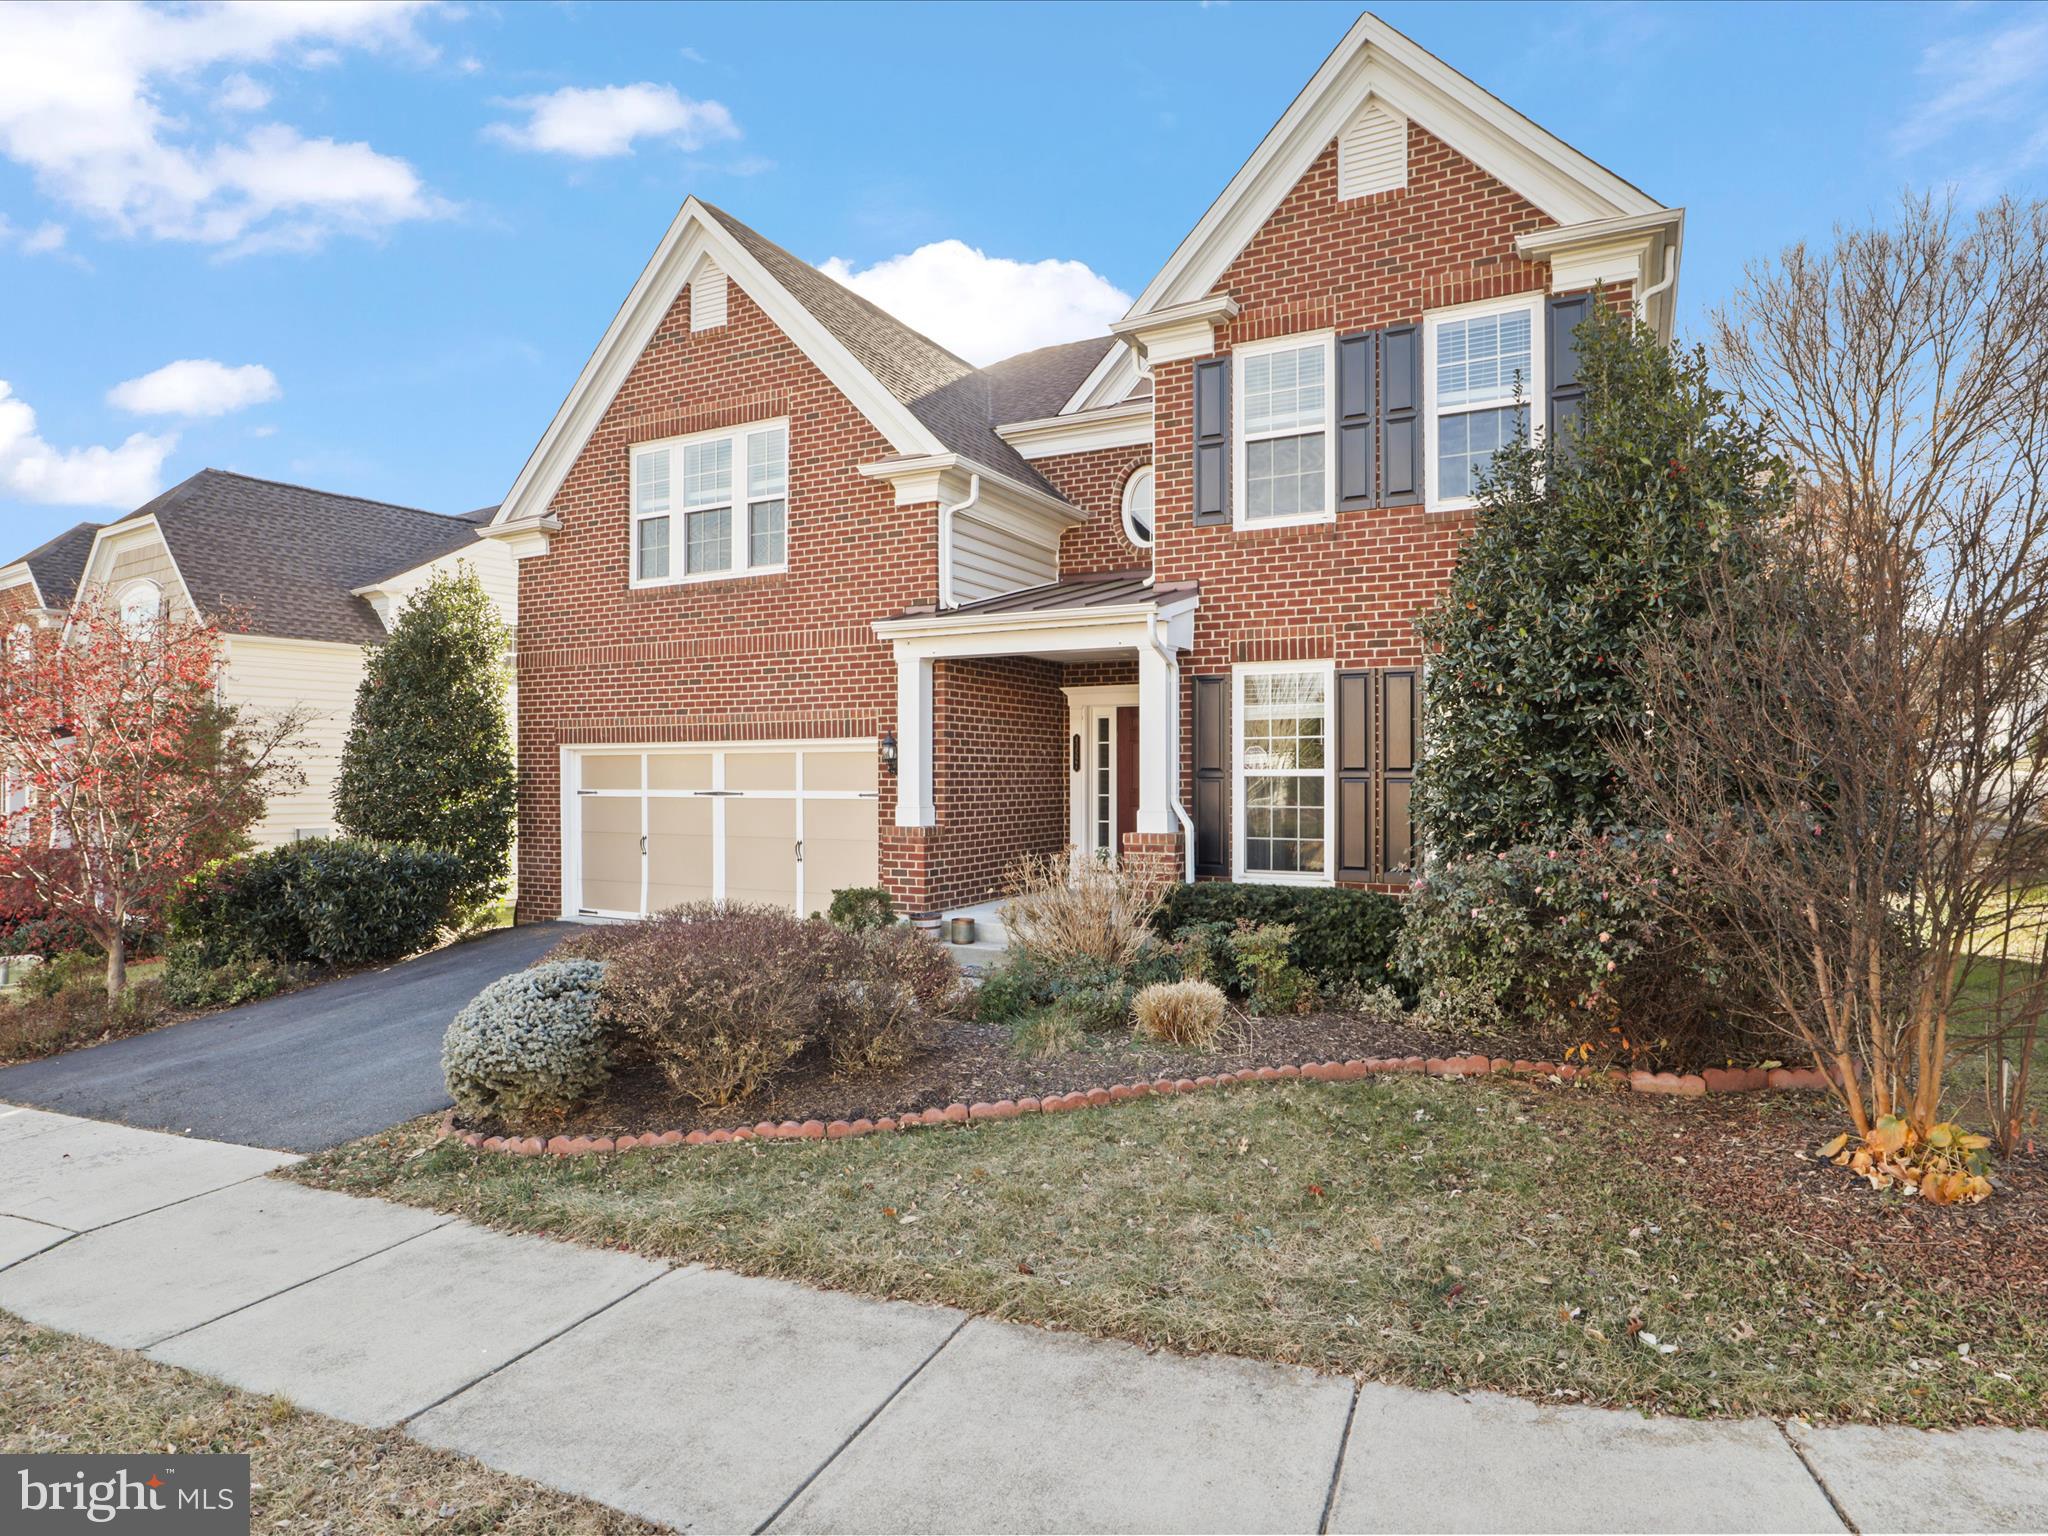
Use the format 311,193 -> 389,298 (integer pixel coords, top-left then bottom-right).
169,837 -> 467,971
1152,883 -> 1409,998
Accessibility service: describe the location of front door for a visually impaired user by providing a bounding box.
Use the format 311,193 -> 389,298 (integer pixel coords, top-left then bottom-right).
1082,703 -> 1140,863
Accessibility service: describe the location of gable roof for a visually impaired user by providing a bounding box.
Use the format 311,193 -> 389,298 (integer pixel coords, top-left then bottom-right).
1065,8 -> 1677,413
104,470 -> 485,646
8,521 -> 104,609
982,336 -> 1118,425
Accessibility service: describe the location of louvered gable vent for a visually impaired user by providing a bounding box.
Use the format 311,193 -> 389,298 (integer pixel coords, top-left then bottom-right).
690,260 -> 728,331
1337,100 -> 1407,199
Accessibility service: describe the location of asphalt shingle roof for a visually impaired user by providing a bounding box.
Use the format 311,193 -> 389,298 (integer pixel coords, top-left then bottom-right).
980,335 -> 1118,425
113,469 -> 488,646
13,521 -> 103,608
895,569 -> 1196,620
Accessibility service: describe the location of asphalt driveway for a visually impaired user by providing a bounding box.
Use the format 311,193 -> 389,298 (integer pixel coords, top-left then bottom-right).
0,922 -> 574,1153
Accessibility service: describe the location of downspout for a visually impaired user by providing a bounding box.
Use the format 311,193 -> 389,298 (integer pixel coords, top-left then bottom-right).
1145,609 -> 1197,883
937,472 -> 981,610
1635,241 -> 1676,331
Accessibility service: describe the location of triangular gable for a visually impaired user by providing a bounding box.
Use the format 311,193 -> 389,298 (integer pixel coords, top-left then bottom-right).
1066,9 -> 1670,412
74,514 -> 202,626
491,197 -> 951,530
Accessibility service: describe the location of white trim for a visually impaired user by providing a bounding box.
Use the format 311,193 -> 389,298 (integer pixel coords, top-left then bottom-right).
73,515 -> 202,628
628,416 -> 790,588
857,453 -> 1082,529
873,595 -> 1196,646
1516,209 -> 1686,344
561,738 -> 878,919
1120,463 -> 1156,550
492,198 -> 948,533
480,513 -> 559,560
1109,292 -> 1242,369
1233,330 -> 1338,530
995,398 -> 1154,460
1232,658 -> 1336,887
1421,291 -> 1545,517
1090,11 -> 1666,390
117,577 -> 163,632
1061,683 -> 1140,859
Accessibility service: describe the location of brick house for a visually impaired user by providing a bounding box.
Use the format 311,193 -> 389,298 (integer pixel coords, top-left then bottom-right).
485,11 -> 1682,928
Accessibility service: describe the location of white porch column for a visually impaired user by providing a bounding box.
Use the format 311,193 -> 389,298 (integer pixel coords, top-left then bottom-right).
1137,639 -> 1176,835
893,645 -> 935,828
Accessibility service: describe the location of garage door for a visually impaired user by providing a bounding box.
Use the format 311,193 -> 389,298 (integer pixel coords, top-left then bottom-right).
569,744 -> 878,919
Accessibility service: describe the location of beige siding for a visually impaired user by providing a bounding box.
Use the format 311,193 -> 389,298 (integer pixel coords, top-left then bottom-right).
373,544 -> 519,629
80,529 -> 191,621
217,635 -> 368,847
950,513 -> 1056,606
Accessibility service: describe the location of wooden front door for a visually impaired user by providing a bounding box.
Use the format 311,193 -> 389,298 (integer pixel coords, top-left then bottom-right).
1114,706 -> 1139,852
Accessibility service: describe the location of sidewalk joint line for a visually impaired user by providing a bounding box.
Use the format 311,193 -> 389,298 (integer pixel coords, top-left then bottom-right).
22,1165 -> 291,1243
752,1312 -> 972,1536
395,1259 -> 678,1429
1777,1420 -> 1858,1534
1318,1379 -> 1362,1534
138,1213 -> 462,1353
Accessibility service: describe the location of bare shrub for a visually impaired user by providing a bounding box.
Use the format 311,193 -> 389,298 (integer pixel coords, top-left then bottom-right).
998,850 -> 1170,971
1132,979 -> 1228,1048
826,925 -> 962,1076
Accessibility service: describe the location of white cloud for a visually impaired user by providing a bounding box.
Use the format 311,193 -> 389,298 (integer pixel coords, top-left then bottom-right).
0,380 -> 176,507
1895,16 -> 2048,156
819,240 -> 1131,366
0,1 -> 448,253
108,359 -> 280,418
486,83 -> 739,159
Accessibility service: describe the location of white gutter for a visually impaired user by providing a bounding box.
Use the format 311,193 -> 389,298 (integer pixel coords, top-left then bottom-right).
936,472 -> 980,611
1146,609 -> 1198,883
1635,240 -> 1676,327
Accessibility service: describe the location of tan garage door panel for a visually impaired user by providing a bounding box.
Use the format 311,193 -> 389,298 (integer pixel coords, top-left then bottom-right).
648,752 -> 714,791
581,755 -> 643,792
726,751 -> 795,791
647,795 -> 714,912
802,796 -> 879,917
579,795 -> 642,914
804,750 -> 877,794
725,795 -> 798,909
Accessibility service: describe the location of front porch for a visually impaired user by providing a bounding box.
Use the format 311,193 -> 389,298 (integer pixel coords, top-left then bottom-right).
872,572 -> 1198,924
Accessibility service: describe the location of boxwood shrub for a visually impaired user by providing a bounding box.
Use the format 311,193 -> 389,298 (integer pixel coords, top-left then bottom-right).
1152,883 -> 1409,999
169,836 -> 467,971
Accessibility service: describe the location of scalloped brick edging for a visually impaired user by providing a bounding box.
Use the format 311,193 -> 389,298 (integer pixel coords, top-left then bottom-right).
439,1054 -> 1838,1158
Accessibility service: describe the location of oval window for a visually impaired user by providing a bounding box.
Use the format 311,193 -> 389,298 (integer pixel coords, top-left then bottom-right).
1121,464 -> 1155,549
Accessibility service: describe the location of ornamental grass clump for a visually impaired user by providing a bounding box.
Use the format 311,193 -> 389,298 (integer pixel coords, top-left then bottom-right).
442,960 -> 609,1125
1132,979 -> 1228,1048
999,850 -> 1168,972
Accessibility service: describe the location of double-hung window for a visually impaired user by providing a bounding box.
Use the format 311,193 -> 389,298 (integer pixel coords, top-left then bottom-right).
1234,663 -> 1332,882
631,419 -> 789,586
1235,333 -> 1335,527
1424,295 -> 1541,514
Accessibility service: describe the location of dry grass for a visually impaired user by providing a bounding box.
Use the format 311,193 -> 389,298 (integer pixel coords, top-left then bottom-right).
0,1310 -> 659,1534
997,850 -> 1167,969
1132,979 -> 1228,1047
286,1077 -> 2047,1429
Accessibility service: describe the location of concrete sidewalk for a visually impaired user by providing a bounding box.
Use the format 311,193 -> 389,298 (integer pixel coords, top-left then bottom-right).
4,1105 -> 2045,1535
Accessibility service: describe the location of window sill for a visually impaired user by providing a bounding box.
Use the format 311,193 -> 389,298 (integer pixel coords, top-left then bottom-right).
1234,868 -> 1335,888
629,564 -> 789,592
1230,511 -> 1337,533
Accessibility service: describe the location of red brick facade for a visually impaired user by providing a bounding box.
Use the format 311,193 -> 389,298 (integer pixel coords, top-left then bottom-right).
512,113 -> 1632,918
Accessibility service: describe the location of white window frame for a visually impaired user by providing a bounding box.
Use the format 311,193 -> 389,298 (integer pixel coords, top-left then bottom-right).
1120,463 -> 1155,549
1422,292 -> 1545,516
117,578 -> 163,634
629,417 -> 790,589
1233,331 -> 1337,531
1232,659 -> 1336,887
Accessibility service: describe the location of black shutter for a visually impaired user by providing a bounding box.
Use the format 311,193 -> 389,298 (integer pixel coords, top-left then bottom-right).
1377,323 -> 1422,507
1192,357 -> 1230,525
1335,670 -> 1372,882
1336,332 -> 1376,511
1547,292 -> 1591,452
1379,669 -> 1418,878
1191,675 -> 1229,877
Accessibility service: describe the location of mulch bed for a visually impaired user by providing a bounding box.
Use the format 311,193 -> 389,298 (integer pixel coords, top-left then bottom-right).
1610,1090 -> 2048,1304
457,1007 -> 1521,1140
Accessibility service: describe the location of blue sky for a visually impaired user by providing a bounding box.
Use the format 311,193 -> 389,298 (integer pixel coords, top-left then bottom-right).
2,0 -> 2045,555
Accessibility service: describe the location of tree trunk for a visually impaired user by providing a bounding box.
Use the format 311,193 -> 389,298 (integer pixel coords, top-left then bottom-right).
104,927 -> 126,1001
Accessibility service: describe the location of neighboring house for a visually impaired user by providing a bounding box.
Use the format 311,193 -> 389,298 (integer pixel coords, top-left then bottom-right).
483,11 -> 1683,927
0,469 -> 517,847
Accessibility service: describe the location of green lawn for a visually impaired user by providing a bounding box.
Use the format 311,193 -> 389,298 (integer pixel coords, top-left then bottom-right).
1950,959 -> 2047,1124
287,1075 -> 2045,1429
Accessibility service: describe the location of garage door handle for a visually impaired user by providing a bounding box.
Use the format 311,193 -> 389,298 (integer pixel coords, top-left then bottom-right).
641,835 -> 648,855
795,839 -> 803,862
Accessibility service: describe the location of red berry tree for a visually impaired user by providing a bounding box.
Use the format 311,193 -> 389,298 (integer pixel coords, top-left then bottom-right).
0,595 -> 307,998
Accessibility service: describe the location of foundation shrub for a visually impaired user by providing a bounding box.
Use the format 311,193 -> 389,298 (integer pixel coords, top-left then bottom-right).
826,924 -> 961,1075
1132,979 -> 1229,1048
1153,884 -> 1407,998
443,960 -> 610,1125
825,886 -> 895,933
1231,922 -> 1315,1015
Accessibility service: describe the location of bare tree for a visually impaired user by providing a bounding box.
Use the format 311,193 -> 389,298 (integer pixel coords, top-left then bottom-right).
1611,195 -> 2048,1154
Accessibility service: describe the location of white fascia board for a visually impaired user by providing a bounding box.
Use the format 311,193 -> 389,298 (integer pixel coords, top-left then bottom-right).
996,398 -> 1153,460
492,197 -> 945,531
872,593 -> 1197,647
1110,293 -> 1242,368
858,453 -> 1085,541
1114,12 -> 1667,332
479,513 -> 561,560
1069,342 -> 1146,414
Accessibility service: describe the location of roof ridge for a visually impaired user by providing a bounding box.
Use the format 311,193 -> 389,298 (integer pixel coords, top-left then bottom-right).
182,468 -> 478,526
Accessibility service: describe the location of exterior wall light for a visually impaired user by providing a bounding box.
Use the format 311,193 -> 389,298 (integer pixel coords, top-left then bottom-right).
880,730 -> 898,775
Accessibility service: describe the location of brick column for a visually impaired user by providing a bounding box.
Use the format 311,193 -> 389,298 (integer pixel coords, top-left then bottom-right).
1121,829 -> 1185,888
880,824 -> 937,923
